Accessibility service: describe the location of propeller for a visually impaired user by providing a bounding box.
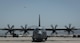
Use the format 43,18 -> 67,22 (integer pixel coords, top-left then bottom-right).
65,24 -> 75,35
21,24 -> 29,35
5,24 -> 14,35
51,24 -> 58,35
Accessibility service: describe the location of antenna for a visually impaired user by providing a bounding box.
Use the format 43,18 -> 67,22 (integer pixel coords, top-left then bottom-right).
39,14 -> 41,27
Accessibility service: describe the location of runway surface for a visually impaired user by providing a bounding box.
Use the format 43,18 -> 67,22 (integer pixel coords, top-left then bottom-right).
0,37 -> 80,43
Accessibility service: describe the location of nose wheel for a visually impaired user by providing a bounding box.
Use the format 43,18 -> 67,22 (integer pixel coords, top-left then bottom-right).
32,38 -> 35,41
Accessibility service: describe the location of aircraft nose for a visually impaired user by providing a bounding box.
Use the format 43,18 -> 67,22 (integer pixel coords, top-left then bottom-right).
38,31 -> 42,34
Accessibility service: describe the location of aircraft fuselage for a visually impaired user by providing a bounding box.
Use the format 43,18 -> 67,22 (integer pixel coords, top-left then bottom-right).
32,28 -> 47,41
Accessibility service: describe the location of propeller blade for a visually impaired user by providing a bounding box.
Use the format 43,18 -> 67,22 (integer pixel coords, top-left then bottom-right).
8,30 -> 12,35
51,25 -> 54,29
25,24 -> 27,29
11,25 -> 14,29
68,31 -> 70,35
5,31 -> 9,35
7,24 -> 10,29
21,26 -> 24,29
65,25 -> 68,29
23,31 -> 27,35
55,32 -> 58,34
71,30 -> 74,34
71,26 -> 75,29
10,31 -> 12,35
69,24 -> 71,29
55,25 -> 58,29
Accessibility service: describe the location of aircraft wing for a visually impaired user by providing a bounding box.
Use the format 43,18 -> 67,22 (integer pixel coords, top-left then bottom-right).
46,28 -> 79,31
0,28 -> 79,31
0,28 -> 34,31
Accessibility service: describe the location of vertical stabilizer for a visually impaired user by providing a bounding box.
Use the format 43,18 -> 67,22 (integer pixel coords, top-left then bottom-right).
39,14 -> 41,27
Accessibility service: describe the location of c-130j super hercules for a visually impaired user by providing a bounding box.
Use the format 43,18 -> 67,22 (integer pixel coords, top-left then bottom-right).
0,14 -> 79,41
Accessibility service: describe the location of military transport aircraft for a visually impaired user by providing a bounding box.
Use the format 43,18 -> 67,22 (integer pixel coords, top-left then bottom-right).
0,15 -> 80,41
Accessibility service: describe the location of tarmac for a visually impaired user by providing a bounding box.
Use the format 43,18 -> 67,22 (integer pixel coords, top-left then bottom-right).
0,37 -> 80,43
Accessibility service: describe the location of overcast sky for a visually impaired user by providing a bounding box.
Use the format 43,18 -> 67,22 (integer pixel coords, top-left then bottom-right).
0,0 -> 80,28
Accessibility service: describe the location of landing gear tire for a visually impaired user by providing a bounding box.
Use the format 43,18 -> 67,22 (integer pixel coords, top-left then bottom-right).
32,38 -> 36,41
45,38 -> 47,41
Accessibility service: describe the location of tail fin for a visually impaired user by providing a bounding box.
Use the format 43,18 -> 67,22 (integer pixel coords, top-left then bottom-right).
39,14 -> 41,27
